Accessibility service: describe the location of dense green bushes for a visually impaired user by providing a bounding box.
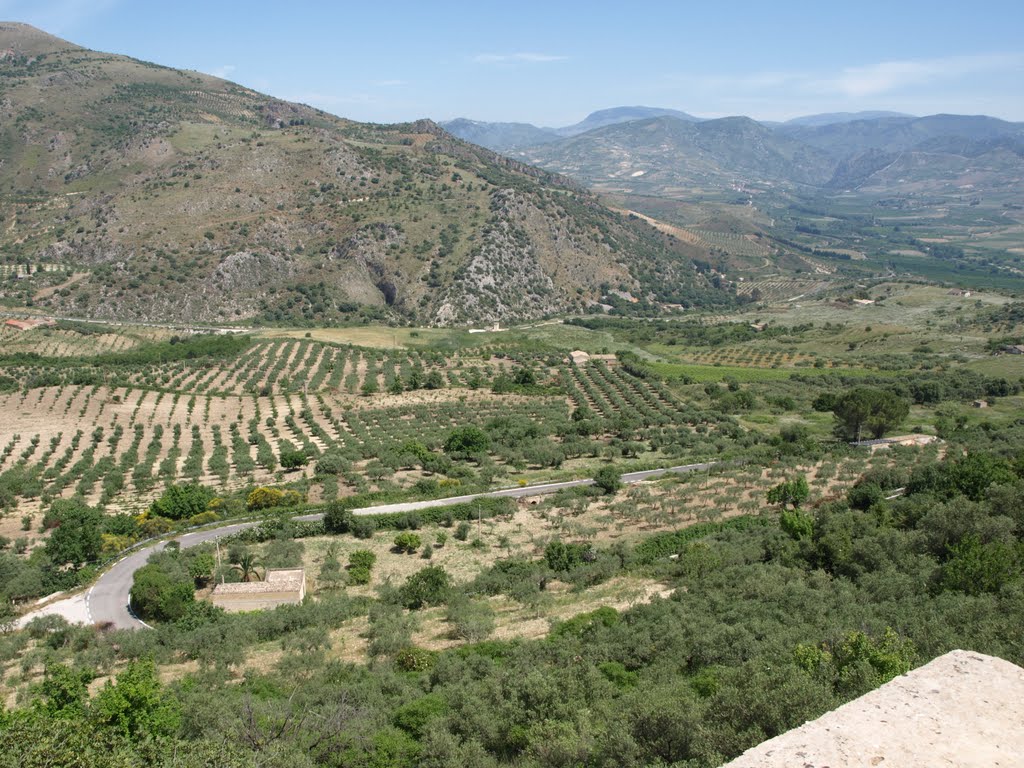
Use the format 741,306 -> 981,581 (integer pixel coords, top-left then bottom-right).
150,482 -> 215,520
325,496 -> 514,535
5,451 -> 1024,767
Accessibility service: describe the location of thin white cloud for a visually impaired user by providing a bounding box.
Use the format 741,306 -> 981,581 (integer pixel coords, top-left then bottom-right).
820,52 -> 1024,97
656,52 -> 1024,118
207,64 -> 236,80
473,52 -> 568,64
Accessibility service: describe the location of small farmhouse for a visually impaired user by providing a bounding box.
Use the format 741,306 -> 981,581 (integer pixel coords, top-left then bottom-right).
4,317 -> 55,331
210,568 -> 306,613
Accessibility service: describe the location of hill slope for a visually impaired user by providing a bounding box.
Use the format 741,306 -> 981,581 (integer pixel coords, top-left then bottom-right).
555,106 -> 703,136
518,115 -> 836,190
438,118 -> 559,152
511,111 -> 1024,199
441,106 -> 703,153
0,23 -> 729,325
776,113 -> 1024,156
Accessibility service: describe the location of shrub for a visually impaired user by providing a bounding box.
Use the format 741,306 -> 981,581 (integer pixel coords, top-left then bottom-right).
246,487 -> 303,511
324,502 -> 354,534
454,521 -> 471,541
594,466 -> 622,495
187,511 -> 220,527
392,694 -> 447,739
398,565 -> 451,609
445,596 -> 495,641
767,477 -> 810,509
394,532 -> 422,554
394,647 -> 435,672
43,499 -> 103,567
367,603 -> 416,658
351,518 -> 377,539
279,448 -> 308,470
780,508 -> 814,540
315,452 -> 349,475
847,482 -> 885,511
348,566 -> 371,586
247,487 -> 284,510
544,540 -> 594,572
130,563 -> 194,622
349,550 -> 377,570
444,425 -> 490,456
150,483 -> 214,521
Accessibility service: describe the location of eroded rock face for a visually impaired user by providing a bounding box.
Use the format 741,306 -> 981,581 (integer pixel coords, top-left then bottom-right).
213,251 -> 293,292
724,650 -> 1024,768
433,191 -> 557,325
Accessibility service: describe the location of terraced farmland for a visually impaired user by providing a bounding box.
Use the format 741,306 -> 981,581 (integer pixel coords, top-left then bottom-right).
734,277 -> 831,302
689,229 -> 773,258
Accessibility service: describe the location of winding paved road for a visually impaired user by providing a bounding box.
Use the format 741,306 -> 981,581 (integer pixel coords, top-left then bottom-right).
27,462 -> 715,630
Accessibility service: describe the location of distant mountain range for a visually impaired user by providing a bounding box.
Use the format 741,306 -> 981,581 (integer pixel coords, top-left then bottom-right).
780,111 -> 913,127
440,106 -> 703,152
441,108 -> 916,153
443,107 -> 1024,196
0,24 -> 730,325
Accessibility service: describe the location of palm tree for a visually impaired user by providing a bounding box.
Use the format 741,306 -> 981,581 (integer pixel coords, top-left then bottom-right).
233,552 -> 262,582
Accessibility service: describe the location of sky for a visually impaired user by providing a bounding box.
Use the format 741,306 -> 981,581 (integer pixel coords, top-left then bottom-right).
3,0 -> 1023,125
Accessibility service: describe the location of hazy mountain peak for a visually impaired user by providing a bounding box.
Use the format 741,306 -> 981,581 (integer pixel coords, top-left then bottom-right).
438,118 -> 559,152
783,110 -> 915,127
557,105 -> 702,136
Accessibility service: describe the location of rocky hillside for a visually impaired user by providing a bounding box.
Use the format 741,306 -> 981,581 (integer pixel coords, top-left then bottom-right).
519,115 -> 836,190
0,23 -> 729,325
450,108 -> 1024,201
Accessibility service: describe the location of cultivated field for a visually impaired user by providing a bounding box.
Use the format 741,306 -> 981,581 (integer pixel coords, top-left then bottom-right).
0,334 -> 719,533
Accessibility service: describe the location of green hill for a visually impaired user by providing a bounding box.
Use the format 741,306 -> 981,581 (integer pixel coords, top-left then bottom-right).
0,23 -> 729,325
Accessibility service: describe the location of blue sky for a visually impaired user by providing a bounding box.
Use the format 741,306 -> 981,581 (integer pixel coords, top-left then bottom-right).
4,0 -> 1023,124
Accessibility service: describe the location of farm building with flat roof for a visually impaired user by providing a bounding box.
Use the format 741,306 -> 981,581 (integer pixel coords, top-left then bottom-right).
210,568 -> 306,613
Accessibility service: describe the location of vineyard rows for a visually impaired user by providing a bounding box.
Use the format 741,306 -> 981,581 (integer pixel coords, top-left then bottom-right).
735,278 -> 831,302
0,384 -> 555,513
688,230 -> 772,257
0,327 -> 144,357
6,339 -> 511,397
672,345 -> 821,368
0,333 -> 714,517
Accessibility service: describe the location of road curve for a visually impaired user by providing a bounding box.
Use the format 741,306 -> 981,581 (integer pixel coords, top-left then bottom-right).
74,462 -> 715,630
